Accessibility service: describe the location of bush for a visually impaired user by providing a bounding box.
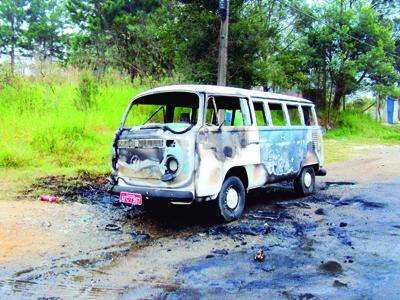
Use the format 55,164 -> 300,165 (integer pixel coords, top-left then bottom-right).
74,71 -> 99,111
31,124 -> 87,155
325,110 -> 400,141
0,149 -> 26,168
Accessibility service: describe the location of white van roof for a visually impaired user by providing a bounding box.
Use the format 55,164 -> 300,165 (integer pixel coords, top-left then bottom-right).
137,84 -> 312,104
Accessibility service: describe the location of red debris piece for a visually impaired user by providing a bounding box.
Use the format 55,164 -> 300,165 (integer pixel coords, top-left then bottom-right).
40,195 -> 58,203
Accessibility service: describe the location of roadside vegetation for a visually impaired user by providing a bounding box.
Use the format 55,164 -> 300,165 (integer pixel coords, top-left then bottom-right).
0,69 -> 148,171
0,68 -> 399,173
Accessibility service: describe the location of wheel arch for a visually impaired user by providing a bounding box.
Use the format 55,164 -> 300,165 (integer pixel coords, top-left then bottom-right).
224,166 -> 249,190
301,162 -> 320,173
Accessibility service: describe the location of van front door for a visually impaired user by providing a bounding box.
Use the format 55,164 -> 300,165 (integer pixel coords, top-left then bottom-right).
195,96 -> 260,198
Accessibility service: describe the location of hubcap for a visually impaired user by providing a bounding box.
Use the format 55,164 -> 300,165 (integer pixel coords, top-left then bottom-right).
304,172 -> 312,188
226,187 -> 239,209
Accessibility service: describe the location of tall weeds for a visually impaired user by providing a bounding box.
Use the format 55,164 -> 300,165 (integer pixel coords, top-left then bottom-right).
0,66 -> 147,170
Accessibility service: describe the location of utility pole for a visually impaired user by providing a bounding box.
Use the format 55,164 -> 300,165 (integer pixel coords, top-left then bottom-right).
217,0 -> 229,86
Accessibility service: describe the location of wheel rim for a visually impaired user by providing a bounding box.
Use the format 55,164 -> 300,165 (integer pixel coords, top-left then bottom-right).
304,172 -> 312,188
226,187 -> 239,209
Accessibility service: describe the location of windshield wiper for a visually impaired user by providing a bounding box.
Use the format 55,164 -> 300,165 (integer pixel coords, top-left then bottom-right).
139,123 -> 194,134
141,124 -> 164,130
163,124 -> 194,134
142,106 -> 165,125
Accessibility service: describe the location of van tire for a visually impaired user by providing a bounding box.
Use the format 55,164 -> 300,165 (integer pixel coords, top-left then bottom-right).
294,166 -> 315,196
217,176 -> 246,222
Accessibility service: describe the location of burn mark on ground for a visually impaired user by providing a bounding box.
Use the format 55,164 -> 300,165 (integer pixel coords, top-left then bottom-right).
319,181 -> 356,191
206,223 -> 272,237
24,170 -> 111,207
13,173 -> 400,299
331,196 -> 387,209
328,226 -> 353,247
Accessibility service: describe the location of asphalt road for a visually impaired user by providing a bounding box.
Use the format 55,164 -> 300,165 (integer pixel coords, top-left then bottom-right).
1,145 -> 400,299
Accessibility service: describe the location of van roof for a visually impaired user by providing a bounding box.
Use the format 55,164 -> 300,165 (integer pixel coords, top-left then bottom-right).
136,84 -> 312,104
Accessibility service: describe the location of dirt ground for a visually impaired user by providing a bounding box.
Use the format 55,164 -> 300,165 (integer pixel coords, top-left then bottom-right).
1,144 -> 400,299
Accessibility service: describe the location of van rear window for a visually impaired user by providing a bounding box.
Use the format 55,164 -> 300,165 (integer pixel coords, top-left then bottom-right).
286,104 -> 303,126
302,106 -> 316,126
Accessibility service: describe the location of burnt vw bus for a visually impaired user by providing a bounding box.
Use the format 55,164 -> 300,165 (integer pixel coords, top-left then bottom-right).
109,85 -> 326,221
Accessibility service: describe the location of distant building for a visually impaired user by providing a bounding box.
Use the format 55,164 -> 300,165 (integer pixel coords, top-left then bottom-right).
383,97 -> 399,124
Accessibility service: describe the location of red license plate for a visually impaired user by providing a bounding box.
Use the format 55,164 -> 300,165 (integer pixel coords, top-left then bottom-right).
119,192 -> 142,205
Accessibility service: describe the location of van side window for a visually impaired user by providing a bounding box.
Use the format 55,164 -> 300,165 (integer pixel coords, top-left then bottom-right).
302,106 -> 316,126
253,102 -> 268,126
206,96 -> 251,126
268,103 -> 287,126
286,104 -> 303,126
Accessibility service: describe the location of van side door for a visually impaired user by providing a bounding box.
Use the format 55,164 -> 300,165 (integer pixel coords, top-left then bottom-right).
195,96 -> 260,198
258,100 -> 293,182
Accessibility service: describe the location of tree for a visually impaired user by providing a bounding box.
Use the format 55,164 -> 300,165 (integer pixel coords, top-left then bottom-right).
172,0 -> 303,87
26,0 -> 67,62
66,0 -> 174,81
66,0 -> 112,78
292,0 -> 398,115
0,0 -> 28,75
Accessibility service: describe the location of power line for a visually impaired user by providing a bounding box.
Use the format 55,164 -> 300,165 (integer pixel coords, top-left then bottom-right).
274,0 -> 400,61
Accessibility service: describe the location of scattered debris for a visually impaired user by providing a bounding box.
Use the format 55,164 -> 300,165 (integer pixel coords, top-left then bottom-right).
130,232 -> 150,241
207,224 -> 270,237
254,249 -> 265,262
279,202 -> 311,209
212,249 -> 228,256
339,222 -> 348,227
319,260 -> 343,273
321,182 -> 356,190
40,195 -> 58,203
259,265 -> 274,272
333,280 -> 348,288
105,224 -> 120,231
314,208 -> 325,215
41,221 -> 52,228
297,293 -> 316,300
334,196 -> 386,209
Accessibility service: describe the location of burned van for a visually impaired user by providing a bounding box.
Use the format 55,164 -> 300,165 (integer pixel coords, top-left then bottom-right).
109,85 -> 326,221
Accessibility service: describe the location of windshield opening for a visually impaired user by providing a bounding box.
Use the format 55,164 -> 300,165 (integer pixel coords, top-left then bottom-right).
124,92 -> 199,128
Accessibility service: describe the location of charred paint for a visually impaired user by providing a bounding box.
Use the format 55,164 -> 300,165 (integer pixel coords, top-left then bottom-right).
114,127 -> 196,192
111,85 -> 325,203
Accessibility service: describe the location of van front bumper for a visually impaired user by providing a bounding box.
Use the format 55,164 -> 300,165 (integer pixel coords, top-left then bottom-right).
110,184 -> 194,203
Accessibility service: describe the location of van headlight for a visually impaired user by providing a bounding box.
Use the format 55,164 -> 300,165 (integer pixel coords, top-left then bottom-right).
166,157 -> 179,173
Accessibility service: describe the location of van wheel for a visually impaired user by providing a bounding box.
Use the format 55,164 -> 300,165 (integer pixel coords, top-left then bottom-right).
294,166 -> 315,196
217,176 -> 246,222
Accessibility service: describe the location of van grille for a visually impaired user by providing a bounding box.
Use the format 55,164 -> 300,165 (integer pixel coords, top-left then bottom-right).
118,139 -> 165,148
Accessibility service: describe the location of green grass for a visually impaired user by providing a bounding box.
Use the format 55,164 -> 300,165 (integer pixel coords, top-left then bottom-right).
0,75 -> 147,172
322,111 -> 400,163
324,110 -> 400,141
